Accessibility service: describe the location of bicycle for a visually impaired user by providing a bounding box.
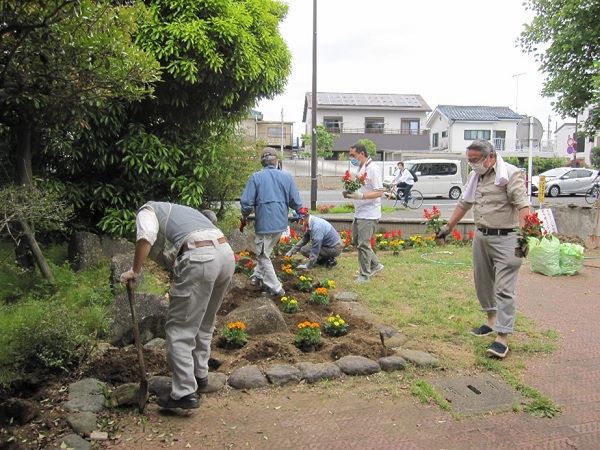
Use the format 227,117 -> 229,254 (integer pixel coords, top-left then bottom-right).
585,182 -> 599,204
384,184 -> 423,209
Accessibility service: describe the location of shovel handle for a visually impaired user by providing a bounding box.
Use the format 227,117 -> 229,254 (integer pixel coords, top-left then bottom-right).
127,280 -> 149,413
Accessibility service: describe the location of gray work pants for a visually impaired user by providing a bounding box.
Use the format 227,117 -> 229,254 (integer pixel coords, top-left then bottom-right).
166,241 -> 235,400
299,244 -> 342,260
351,218 -> 381,278
472,230 -> 522,334
252,232 -> 283,293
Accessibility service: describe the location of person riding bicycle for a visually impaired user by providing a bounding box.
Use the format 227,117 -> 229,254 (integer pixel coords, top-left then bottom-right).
391,162 -> 415,206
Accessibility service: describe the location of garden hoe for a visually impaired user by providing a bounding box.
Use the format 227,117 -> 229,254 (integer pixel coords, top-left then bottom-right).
126,280 -> 149,413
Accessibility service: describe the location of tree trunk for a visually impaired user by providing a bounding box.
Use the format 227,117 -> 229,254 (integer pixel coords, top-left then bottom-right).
13,121 -> 54,280
16,215 -> 54,281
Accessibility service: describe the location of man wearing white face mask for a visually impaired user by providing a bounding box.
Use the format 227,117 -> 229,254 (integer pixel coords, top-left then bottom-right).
342,142 -> 384,283
436,140 -> 531,359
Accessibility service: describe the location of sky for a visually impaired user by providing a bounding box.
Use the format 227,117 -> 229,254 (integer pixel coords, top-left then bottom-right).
257,0 -> 567,140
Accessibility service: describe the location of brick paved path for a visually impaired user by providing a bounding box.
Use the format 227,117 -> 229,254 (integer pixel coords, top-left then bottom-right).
115,254 -> 600,449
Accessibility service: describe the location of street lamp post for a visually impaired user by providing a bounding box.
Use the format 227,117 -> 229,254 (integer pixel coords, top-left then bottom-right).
280,108 -> 284,169
310,0 -> 318,210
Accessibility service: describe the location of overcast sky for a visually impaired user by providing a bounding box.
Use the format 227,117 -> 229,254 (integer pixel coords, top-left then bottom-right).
257,0 -> 567,140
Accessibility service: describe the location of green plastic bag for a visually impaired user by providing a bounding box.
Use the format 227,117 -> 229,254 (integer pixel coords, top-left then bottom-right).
559,243 -> 585,276
528,235 -> 561,277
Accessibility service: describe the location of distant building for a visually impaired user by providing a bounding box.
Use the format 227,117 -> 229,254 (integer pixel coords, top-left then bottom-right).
425,105 -> 555,157
241,109 -> 294,149
302,92 -> 431,159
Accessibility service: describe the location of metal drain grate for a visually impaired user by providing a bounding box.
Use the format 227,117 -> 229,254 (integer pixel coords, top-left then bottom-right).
427,373 -> 525,415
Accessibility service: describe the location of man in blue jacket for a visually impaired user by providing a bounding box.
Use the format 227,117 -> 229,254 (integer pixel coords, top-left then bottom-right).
240,148 -> 303,298
285,210 -> 343,269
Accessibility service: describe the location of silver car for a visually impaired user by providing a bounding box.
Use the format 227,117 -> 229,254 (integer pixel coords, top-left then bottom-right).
531,167 -> 598,197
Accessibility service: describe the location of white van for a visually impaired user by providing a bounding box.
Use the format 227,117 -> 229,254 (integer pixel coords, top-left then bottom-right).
385,159 -> 463,199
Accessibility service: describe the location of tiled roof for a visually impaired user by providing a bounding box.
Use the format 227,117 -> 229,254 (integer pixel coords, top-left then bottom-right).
436,105 -> 524,121
306,92 -> 431,110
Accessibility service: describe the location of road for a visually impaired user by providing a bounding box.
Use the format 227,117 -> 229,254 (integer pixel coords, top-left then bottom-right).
300,188 -> 586,219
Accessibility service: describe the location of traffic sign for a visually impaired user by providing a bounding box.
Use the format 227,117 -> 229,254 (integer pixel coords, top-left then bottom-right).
567,146 -> 574,154
567,137 -> 574,146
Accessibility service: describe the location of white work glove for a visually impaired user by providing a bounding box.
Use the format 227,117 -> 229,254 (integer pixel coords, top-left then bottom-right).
120,267 -> 142,284
297,264 -> 308,270
285,250 -> 295,258
436,224 -> 451,239
344,191 -> 363,200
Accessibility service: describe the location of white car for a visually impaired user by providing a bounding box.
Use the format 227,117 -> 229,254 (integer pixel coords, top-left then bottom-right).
531,167 -> 598,197
384,159 -> 463,200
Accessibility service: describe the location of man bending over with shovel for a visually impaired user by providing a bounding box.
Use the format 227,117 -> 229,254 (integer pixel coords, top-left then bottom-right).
120,202 -> 234,409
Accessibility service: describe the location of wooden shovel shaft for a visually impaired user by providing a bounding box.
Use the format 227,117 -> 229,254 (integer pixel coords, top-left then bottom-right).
126,280 -> 149,413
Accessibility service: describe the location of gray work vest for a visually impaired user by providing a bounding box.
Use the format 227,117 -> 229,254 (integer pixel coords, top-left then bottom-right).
144,202 -> 216,270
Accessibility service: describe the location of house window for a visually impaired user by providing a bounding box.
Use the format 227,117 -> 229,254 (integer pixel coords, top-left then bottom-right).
401,119 -> 420,135
323,117 -> 343,133
441,131 -> 448,138
365,117 -> 384,134
268,127 -> 285,138
432,132 -> 439,147
464,130 -> 491,140
493,130 -> 506,150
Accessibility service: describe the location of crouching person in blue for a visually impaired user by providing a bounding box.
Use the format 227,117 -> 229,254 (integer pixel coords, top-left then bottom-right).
286,208 -> 344,269
120,202 -> 234,409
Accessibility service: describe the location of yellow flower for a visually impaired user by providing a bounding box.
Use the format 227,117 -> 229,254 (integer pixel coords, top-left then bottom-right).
281,297 -> 288,302
339,319 -> 345,325
328,317 -> 335,322
299,276 -> 307,281
334,321 -> 339,326
290,299 -> 297,305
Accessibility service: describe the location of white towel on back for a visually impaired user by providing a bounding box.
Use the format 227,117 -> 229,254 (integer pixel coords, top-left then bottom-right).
462,152 -> 509,202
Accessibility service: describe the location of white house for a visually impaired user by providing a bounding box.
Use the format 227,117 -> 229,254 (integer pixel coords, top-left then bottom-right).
302,92 -> 431,159
426,105 -> 556,157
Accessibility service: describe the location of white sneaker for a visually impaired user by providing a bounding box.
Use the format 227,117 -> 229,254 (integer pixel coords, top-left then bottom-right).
371,264 -> 384,276
354,275 -> 370,284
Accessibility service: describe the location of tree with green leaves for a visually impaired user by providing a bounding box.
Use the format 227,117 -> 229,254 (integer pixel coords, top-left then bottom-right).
0,0 -> 160,278
301,125 -> 336,159
591,146 -> 600,169
50,0 -> 292,237
358,139 -> 377,157
519,0 -> 600,134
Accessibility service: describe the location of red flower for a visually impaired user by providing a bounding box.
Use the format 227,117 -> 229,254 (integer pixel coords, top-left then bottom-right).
370,236 -> 375,248
452,229 -> 462,241
468,230 -> 474,240
342,170 -> 367,193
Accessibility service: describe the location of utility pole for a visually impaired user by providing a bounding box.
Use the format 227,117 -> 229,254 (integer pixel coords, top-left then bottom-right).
280,108 -> 284,169
310,0 -> 318,210
512,72 -> 525,112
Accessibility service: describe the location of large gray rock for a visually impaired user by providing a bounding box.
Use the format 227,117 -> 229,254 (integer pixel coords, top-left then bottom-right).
68,231 -> 102,271
334,355 -> 381,376
265,364 -> 301,386
67,411 -> 98,436
228,365 -> 269,389
108,292 -> 169,346
100,235 -> 134,259
224,297 -> 288,335
110,254 -> 145,295
227,229 -> 256,253
295,362 -> 341,384
395,349 -> 440,368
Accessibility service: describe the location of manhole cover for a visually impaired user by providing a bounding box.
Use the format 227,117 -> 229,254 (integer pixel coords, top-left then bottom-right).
427,373 -> 525,415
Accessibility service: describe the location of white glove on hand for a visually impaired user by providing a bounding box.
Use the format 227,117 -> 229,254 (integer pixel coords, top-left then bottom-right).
344,191 -> 363,200
297,264 -> 308,270
285,250 -> 294,258
120,268 -> 142,284
436,224 -> 451,239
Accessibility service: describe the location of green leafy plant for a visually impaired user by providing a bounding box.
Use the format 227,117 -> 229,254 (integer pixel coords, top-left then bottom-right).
324,313 -> 348,337
297,275 -> 313,292
234,252 -> 255,275
221,322 -> 248,347
295,321 -> 321,347
310,287 -> 330,306
280,296 -> 299,313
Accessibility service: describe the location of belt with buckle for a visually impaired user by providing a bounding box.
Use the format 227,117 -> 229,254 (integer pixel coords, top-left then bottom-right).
477,228 -> 514,236
180,236 -> 227,254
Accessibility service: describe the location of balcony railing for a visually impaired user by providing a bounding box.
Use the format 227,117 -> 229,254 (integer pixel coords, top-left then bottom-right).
326,127 -> 428,136
492,138 -> 556,153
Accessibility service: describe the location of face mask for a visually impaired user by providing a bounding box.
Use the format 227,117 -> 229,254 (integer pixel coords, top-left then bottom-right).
469,157 -> 489,175
350,158 -> 359,166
